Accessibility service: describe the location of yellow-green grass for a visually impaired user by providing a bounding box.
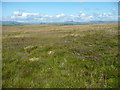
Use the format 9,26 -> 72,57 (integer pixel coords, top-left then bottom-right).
2,23 -> 118,88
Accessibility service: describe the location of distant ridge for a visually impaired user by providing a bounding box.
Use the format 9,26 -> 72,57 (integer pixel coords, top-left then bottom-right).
1,21 -> 23,26
1,21 -> 117,26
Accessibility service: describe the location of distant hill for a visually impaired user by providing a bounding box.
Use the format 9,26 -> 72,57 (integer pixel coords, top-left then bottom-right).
1,21 -> 117,26
1,21 -> 23,26
46,21 -> 117,25
1,21 -> 46,26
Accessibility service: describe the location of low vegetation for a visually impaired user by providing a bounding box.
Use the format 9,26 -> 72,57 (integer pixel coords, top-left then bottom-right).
2,23 -> 118,88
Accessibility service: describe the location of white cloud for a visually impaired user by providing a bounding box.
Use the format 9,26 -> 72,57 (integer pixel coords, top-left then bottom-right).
79,13 -> 86,17
13,11 -> 40,18
54,13 -> 65,18
13,11 -> 22,16
98,12 -> 117,18
22,13 -> 30,17
11,16 -> 26,19
22,12 -> 40,17
3,10 -> 117,22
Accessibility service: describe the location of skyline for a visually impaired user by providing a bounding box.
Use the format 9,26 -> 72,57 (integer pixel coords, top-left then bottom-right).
2,2 -> 118,22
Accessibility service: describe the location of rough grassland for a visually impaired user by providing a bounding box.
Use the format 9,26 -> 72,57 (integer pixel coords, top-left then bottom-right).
2,23 -> 118,88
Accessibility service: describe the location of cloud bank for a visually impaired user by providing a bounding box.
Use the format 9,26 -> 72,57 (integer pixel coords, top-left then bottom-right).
3,9 -> 118,22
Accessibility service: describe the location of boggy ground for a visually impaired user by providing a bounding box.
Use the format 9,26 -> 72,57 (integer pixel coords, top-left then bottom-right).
2,23 -> 119,88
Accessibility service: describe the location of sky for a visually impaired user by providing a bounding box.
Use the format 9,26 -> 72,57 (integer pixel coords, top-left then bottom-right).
2,2 -> 118,22
1,0 -> 119,2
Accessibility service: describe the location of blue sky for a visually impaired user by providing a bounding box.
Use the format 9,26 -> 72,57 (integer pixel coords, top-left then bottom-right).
2,0 -> 119,2
2,2 -> 118,22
